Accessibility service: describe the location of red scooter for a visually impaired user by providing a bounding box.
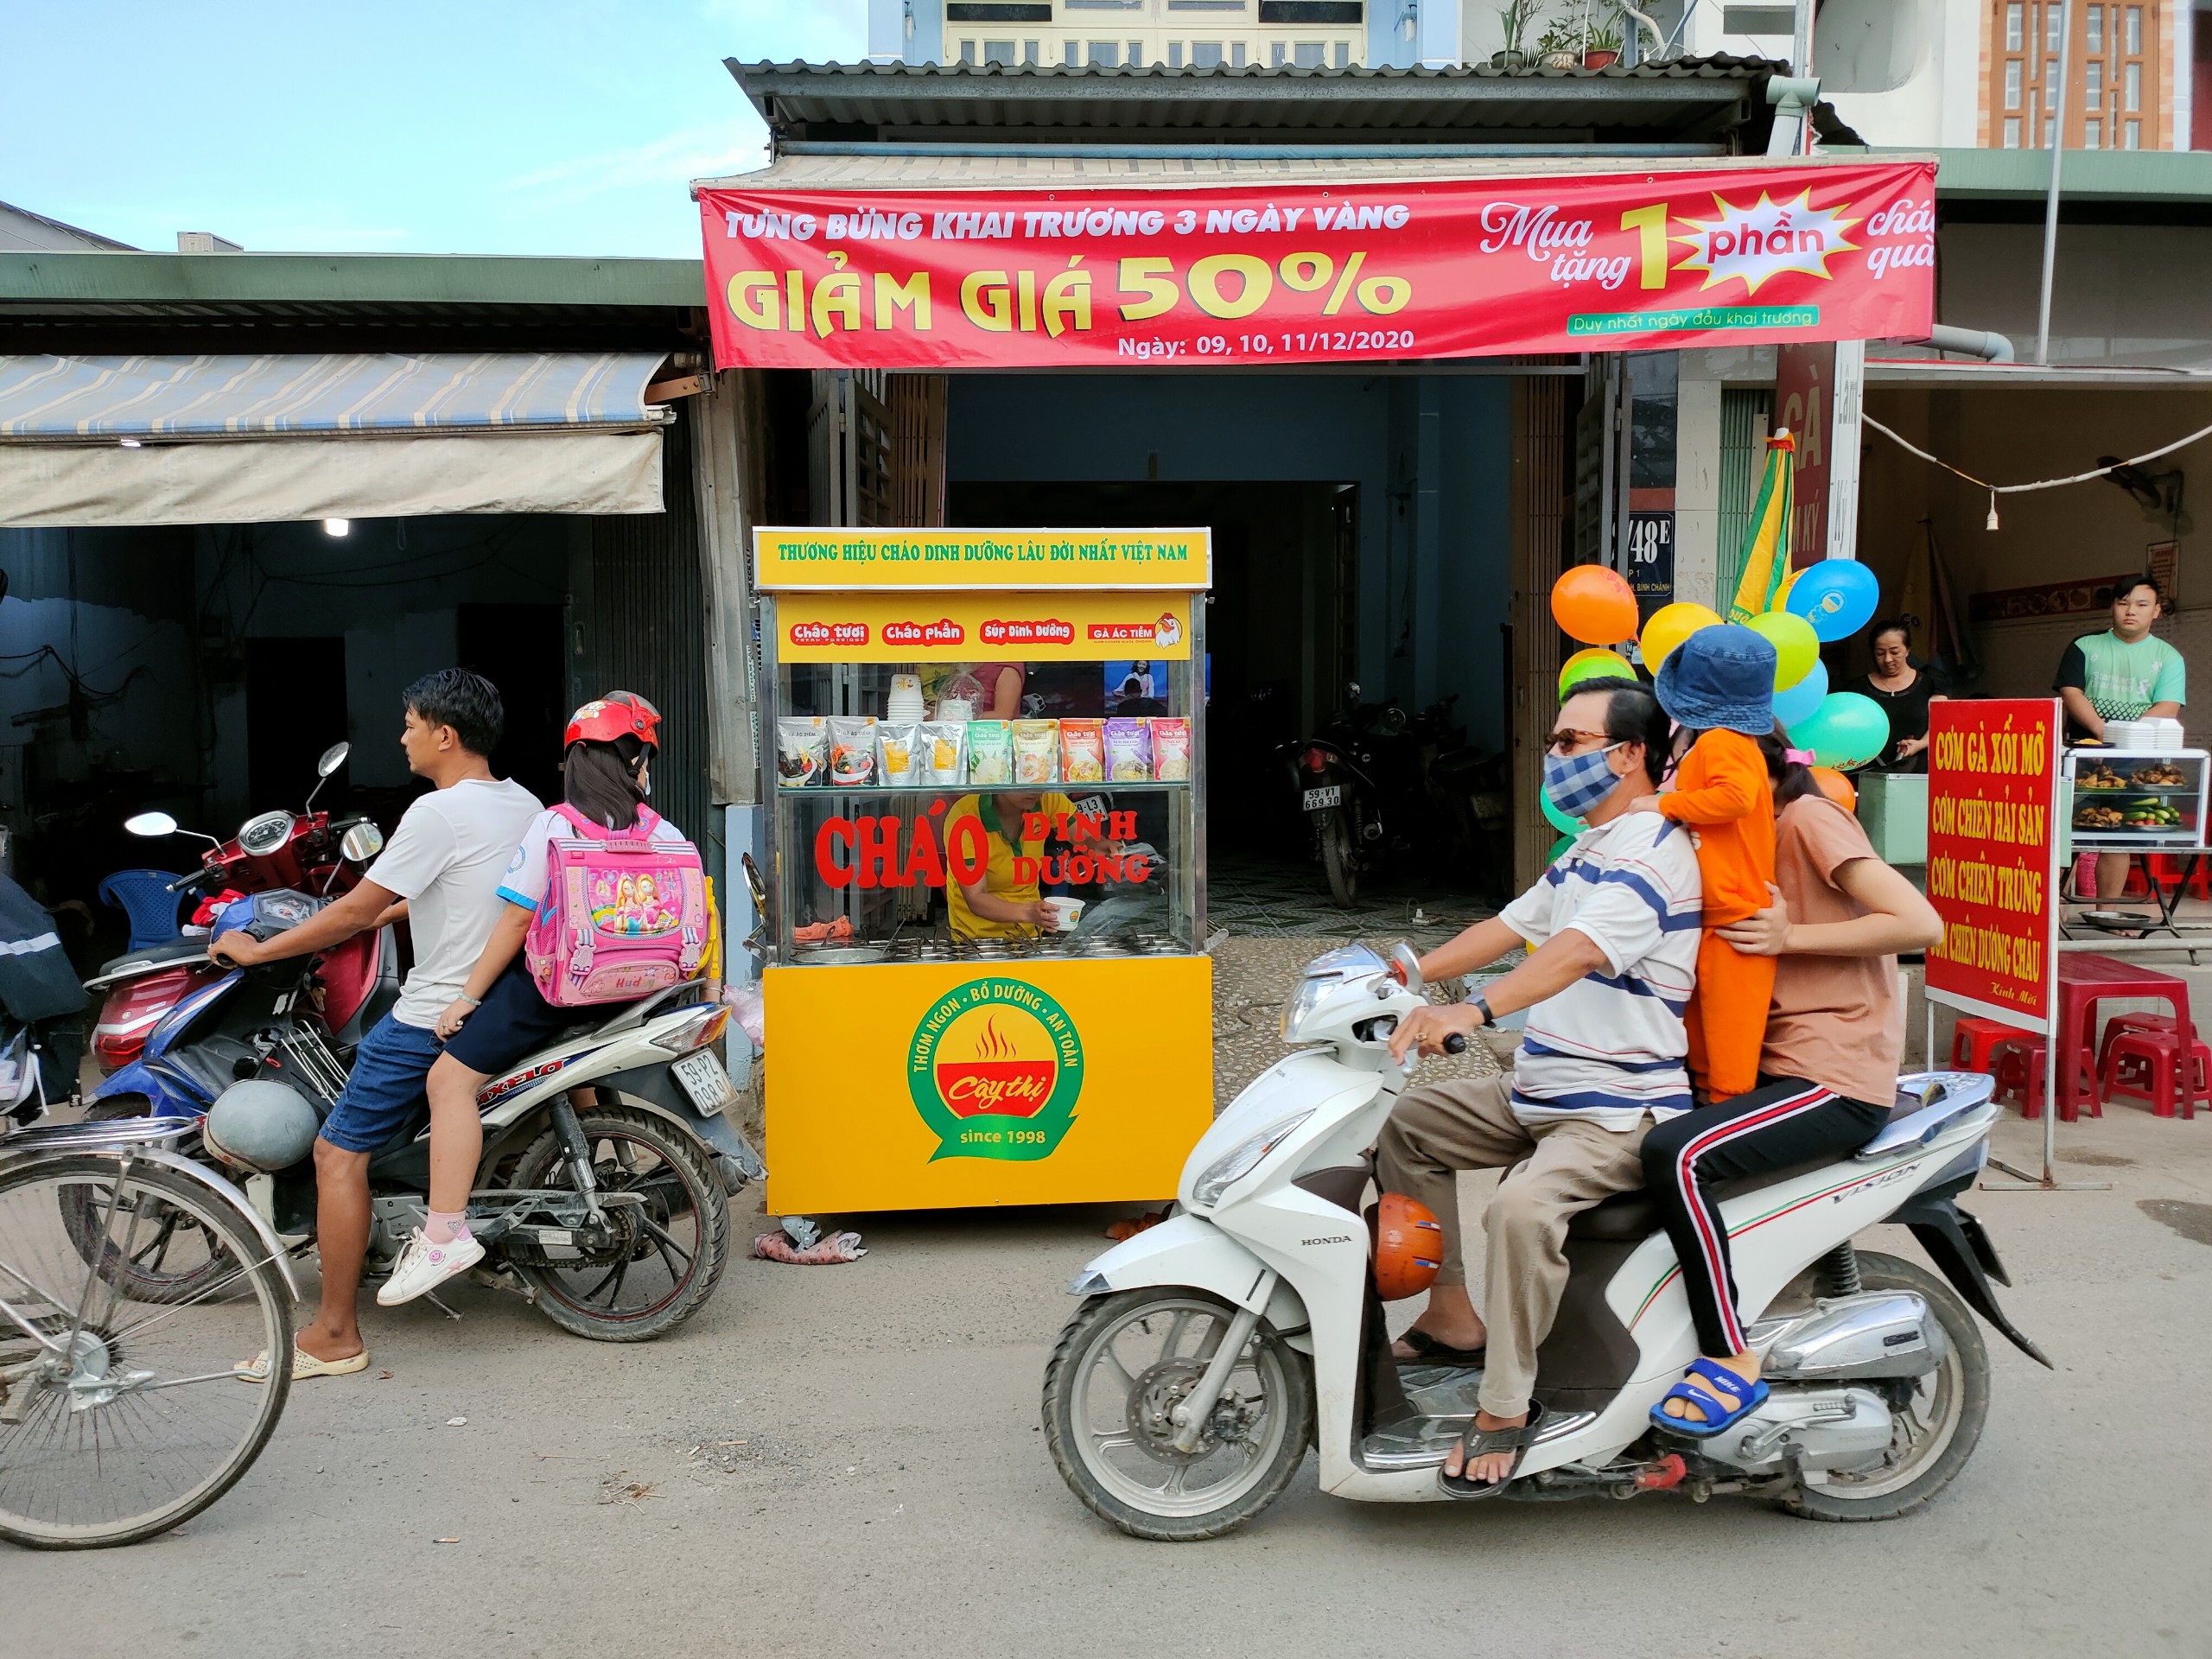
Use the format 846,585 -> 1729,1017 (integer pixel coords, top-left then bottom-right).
86,743 -> 389,1074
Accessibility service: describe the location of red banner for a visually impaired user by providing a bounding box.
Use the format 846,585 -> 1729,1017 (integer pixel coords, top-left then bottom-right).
1923,698 -> 2062,1033
698,161 -> 1935,370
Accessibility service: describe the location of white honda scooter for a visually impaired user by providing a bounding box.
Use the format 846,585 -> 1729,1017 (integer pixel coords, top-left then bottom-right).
1044,943 -> 2047,1541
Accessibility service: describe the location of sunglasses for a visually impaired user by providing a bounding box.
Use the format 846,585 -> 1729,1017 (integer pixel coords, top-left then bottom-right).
1545,728 -> 1616,755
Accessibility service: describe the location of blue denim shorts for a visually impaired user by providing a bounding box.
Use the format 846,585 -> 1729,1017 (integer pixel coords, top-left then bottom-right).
319,1014 -> 442,1154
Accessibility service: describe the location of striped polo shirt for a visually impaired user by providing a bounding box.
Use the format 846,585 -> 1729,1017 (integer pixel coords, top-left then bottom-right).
1497,809 -> 1702,1131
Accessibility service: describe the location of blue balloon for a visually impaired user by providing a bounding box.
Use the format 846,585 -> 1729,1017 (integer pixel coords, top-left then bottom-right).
1784,559 -> 1881,644
1771,658 -> 1829,730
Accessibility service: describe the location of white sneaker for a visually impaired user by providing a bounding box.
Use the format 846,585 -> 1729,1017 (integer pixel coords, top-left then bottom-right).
376,1227 -> 486,1306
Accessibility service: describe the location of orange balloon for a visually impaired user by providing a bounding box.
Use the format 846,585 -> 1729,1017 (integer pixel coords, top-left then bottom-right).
1550,565 -> 1640,646
1811,766 -> 1857,810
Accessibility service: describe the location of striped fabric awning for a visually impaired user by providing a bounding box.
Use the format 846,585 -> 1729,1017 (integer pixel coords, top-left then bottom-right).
0,352 -> 676,441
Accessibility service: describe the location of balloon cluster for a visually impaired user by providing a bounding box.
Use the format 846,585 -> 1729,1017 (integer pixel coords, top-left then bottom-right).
1547,559 -> 1887,798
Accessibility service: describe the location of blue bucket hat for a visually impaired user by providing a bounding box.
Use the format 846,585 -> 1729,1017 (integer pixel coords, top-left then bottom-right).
1653,623 -> 1777,738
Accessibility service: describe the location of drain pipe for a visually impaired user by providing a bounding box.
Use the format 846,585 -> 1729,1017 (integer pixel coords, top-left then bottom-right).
1916,325 -> 2018,363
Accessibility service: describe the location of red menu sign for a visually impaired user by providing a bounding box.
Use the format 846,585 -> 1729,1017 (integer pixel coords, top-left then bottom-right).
1923,699 -> 2062,1032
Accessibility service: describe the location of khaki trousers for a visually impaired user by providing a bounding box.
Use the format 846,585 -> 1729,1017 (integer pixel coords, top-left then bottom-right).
1374,1076 -> 1649,1418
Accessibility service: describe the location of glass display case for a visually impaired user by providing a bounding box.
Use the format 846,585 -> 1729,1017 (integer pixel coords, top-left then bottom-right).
766,654 -> 1202,965
751,527 -> 1214,1215
2063,746 -> 2209,851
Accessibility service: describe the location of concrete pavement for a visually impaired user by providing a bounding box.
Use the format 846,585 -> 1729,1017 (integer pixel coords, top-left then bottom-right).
7,1094 -> 2210,1658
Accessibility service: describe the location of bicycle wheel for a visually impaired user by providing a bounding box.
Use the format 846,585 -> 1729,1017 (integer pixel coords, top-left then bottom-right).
0,1153 -> 294,1548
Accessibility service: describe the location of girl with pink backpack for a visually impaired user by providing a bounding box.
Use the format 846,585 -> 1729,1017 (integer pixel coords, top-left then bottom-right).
379,691 -> 707,1307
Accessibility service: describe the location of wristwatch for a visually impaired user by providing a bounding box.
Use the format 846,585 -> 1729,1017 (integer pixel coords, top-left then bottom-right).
1471,995 -> 1496,1027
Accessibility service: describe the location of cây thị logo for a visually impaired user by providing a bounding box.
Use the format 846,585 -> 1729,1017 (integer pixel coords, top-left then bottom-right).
907,976 -> 1084,1162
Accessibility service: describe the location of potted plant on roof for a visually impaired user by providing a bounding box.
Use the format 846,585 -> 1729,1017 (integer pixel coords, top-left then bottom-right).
1492,0 -> 1537,69
1535,12 -> 1584,68
1582,13 -> 1624,67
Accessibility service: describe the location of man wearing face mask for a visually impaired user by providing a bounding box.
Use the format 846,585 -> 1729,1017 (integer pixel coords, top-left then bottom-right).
1375,677 -> 1701,1497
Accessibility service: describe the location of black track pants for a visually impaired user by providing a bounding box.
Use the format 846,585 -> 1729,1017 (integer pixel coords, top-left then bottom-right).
1638,1077 -> 1891,1357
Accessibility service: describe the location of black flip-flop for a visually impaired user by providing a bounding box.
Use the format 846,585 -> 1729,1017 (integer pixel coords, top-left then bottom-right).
1394,1328 -> 1487,1367
1437,1404 -> 1547,1500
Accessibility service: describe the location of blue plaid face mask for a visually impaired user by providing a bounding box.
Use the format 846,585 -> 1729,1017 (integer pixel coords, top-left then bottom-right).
1542,741 -> 1624,823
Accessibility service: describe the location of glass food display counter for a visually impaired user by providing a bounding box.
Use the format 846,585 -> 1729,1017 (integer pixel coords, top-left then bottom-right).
753,527 -> 1212,1213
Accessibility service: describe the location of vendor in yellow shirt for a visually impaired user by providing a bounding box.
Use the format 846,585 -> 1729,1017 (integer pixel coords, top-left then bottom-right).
946,789 -> 1117,942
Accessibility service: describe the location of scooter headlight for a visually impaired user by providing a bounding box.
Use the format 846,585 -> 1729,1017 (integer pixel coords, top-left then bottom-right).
1191,1109 -> 1313,1209
1281,976 -> 1344,1044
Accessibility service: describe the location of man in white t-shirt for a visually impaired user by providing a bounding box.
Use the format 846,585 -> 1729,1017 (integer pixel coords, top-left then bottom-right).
215,669 -> 539,1382
1376,677 -> 1701,1496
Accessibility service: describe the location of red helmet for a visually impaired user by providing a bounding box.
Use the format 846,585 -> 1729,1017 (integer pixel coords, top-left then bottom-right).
565,690 -> 661,753
1371,1192 -> 1445,1302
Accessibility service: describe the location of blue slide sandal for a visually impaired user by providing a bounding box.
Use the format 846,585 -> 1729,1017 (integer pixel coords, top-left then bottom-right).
1649,1359 -> 1770,1438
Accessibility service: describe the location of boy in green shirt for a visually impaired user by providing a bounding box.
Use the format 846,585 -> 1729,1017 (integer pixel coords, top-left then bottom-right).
2055,573 -> 2187,899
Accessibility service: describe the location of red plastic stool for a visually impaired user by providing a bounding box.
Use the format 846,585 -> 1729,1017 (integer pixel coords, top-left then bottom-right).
1989,1034 -> 2098,1122
1950,1015 -> 2018,1074
2101,1028 -> 2210,1120
2099,1011 -> 2179,1077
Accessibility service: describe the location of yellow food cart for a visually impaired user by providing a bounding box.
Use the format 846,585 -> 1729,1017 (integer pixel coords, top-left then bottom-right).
755,526 -> 1213,1213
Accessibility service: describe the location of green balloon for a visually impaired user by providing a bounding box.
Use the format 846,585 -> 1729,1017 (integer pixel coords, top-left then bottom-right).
1548,833 -> 1576,863
1541,788 -> 1581,835
1792,691 -> 1889,770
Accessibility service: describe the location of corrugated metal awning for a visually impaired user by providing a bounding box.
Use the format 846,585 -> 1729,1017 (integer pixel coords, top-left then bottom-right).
0,351 -> 676,442
0,351 -> 679,527
698,148 -> 1914,194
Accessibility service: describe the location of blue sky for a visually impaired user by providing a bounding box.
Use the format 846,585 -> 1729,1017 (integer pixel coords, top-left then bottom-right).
1,1 -> 867,258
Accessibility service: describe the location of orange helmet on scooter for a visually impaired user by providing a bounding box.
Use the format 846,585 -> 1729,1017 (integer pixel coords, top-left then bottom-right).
1372,1192 -> 1444,1301
565,690 -> 661,753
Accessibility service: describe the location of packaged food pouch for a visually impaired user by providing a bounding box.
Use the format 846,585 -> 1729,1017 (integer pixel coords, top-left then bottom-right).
876,721 -> 918,786
827,715 -> 877,787
1060,719 -> 1106,785
1103,718 -> 1153,783
918,721 -> 967,786
967,721 -> 1014,785
1152,717 -> 1192,782
1013,719 -> 1060,785
776,716 -> 828,788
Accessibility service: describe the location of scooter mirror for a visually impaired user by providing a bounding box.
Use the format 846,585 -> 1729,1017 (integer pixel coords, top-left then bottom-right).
124,810 -> 179,839
340,822 -> 386,864
741,851 -> 768,918
1390,942 -> 1424,995
316,742 -> 351,779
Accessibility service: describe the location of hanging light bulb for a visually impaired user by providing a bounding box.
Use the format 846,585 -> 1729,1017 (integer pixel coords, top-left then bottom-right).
322,518 -> 351,537
1986,492 -> 2000,531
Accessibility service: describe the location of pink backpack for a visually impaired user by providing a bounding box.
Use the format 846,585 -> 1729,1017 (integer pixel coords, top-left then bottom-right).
523,804 -> 709,1007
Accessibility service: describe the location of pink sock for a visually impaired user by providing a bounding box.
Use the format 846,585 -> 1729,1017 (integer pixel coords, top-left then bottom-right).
426,1210 -> 469,1246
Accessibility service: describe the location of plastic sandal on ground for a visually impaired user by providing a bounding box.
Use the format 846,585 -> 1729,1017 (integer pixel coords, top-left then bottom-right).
1649,1358 -> 1770,1438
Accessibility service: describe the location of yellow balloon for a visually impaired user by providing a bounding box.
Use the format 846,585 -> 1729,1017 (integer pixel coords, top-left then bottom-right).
1749,608 -> 1821,690
1776,563 -> 1807,608
1558,647 -> 1635,697
1638,602 -> 1722,673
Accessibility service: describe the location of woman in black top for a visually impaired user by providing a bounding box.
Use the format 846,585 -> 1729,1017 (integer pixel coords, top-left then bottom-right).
1850,618 -> 1947,773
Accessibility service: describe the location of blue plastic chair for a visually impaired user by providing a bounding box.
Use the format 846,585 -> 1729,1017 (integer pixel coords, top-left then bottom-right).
99,869 -> 190,950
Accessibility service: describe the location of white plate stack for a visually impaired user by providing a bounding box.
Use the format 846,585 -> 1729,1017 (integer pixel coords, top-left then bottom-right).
2106,717 -> 2186,753
886,673 -> 926,721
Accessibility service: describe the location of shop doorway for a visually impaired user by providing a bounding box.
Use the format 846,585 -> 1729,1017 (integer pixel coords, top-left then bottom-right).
948,478 -> 1357,853
245,636 -> 348,812
458,601 -> 566,807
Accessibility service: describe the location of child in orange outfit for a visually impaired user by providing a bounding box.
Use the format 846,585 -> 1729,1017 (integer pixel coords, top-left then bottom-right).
1637,625 -> 1780,1103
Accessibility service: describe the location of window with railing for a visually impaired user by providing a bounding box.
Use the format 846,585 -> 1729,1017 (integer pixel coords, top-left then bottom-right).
2005,59 -> 2022,109
2125,4 -> 2140,51
2006,1 -> 2024,48
2085,59 -> 2101,109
